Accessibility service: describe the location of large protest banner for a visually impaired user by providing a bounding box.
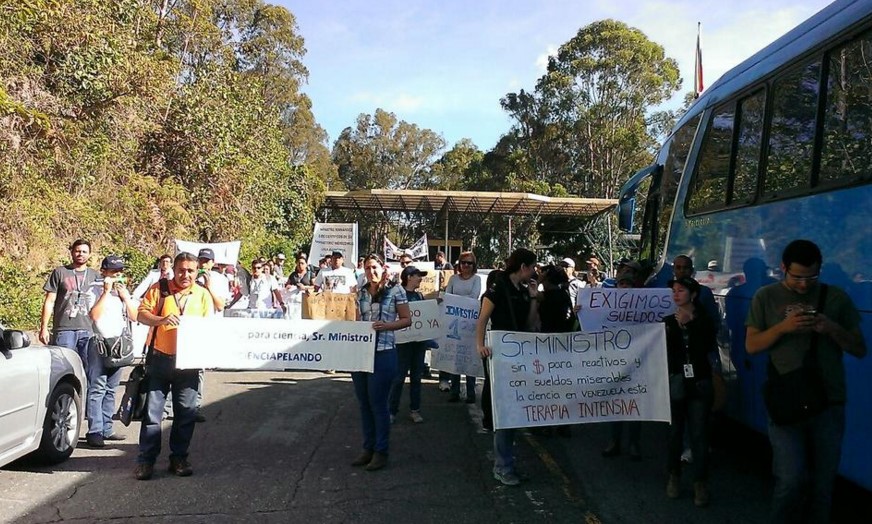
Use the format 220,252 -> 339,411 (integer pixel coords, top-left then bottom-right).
432,293 -> 483,377
175,240 -> 241,265
308,222 -> 357,269
395,300 -> 441,344
577,288 -> 674,331
488,324 -> 670,430
175,317 -> 375,372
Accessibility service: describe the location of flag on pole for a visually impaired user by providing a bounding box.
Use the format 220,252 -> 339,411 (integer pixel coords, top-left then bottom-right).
694,22 -> 704,98
384,236 -> 400,261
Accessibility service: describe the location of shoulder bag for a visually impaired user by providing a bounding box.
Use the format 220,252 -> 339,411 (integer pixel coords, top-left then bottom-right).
116,278 -> 170,426
762,285 -> 829,425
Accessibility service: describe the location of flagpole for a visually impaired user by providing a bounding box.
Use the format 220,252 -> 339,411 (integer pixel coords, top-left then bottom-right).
694,22 -> 704,98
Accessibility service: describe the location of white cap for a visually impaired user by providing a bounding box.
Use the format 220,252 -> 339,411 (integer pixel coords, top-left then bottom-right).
561,257 -> 576,268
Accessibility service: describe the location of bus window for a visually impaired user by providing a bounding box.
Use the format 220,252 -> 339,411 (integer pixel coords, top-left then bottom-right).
820,30 -> 872,184
639,114 -> 700,262
730,90 -> 765,205
763,60 -> 821,197
688,104 -> 733,213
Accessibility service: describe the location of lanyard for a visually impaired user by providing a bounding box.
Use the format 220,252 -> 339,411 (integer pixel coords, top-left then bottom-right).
172,292 -> 190,315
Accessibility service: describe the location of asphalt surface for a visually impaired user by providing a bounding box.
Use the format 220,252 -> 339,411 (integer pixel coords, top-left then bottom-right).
1,371 -> 869,523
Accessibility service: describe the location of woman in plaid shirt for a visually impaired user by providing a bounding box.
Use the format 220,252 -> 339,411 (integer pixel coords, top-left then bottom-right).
350,254 -> 411,471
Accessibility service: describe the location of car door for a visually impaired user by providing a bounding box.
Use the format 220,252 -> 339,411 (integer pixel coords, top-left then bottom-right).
0,346 -> 42,458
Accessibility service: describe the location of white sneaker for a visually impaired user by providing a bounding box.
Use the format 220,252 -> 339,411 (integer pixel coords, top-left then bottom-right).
409,411 -> 424,423
438,380 -> 450,392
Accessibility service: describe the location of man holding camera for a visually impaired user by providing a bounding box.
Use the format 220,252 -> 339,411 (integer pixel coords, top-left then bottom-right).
746,240 -> 866,523
83,255 -> 138,447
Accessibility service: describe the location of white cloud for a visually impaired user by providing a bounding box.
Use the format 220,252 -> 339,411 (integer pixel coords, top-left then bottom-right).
535,45 -> 559,72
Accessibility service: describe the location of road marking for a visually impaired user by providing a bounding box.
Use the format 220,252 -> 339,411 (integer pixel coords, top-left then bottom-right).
522,432 -> 603,524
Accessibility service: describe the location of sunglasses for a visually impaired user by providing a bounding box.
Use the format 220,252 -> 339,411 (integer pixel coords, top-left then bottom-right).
459,260 -> 474,266
253,265 -> 263,270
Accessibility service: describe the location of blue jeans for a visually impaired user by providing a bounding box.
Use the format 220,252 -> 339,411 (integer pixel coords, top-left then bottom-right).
493,428 -> 517,475
389,343 -> 425,414
137,352 -> 200,465
768,405 -> 845,524
53,329 -> 92,373
351,349 -> 397,454
85,339 -> 122,437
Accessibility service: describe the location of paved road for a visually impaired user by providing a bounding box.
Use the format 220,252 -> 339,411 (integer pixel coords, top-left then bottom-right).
1,371 -> 868,523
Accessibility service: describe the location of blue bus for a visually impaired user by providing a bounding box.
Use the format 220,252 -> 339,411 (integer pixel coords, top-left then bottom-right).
617,0 -> 872,492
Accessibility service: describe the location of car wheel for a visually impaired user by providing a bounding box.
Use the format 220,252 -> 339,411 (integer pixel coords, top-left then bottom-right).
35,382 -> 81,464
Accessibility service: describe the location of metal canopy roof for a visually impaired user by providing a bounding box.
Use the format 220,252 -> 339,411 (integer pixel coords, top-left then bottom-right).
321,190 -> 616,218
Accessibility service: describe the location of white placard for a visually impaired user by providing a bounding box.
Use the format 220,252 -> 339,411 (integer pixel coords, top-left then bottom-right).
578,288 -> 675,331
395,300 -> 441,344
432,293 -> 483,377
174,240 -> 241,266
308,223 -> 358,270
175,317 -> 375,372
489,324 -> 670,430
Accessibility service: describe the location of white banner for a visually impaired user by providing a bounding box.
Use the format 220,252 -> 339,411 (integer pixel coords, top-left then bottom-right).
578,288 -> 675,331
489,324 -> 670,430
175,317 -> 375,372
407,234 -> 428,260
174,240 -> 241,266
384,236 -> 400,261
432,293 -> 483,377
395,300 -> 441,344
308,222 -> 358,269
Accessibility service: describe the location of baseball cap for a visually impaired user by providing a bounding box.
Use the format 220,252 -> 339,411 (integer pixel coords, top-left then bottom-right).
277,253 -> 286,260
401,266 -> 428,283
561,257 -> 576,268
198,248 -> 215,261
331,250 -> 344,258
100,255 -> 125,271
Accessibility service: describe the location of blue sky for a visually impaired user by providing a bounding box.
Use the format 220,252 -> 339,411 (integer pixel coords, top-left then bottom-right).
279,0 -> 833,151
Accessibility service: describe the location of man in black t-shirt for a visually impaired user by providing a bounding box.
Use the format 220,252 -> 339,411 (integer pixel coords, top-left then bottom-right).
38,239 -> 99,369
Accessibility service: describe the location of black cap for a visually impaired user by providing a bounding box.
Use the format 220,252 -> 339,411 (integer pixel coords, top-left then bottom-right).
101,255 -> 125,270
331,250 -> 344,258
198,248 -> 215,261
401,265 -> 428,284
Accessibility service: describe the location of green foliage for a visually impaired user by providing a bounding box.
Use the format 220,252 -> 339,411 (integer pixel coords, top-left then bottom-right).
0,259 -> 44,329
0,0 -> 327,321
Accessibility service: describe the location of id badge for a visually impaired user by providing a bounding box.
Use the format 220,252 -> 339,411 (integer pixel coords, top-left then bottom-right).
683,364 -> 695,378
69,307 -> 78,318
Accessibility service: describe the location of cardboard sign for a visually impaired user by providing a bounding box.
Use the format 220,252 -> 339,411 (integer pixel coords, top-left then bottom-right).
302,292 -> 357,320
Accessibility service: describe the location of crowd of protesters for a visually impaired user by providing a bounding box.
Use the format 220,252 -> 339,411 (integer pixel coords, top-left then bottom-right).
35,238 -> 864,522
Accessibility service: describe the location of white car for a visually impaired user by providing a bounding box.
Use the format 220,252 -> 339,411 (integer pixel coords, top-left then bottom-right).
0,327 -> 85,468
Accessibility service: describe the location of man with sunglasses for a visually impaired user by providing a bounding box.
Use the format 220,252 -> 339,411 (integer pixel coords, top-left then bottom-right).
746,240 -> 866,524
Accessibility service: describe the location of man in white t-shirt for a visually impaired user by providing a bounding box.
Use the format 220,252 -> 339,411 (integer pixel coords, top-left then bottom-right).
83,255 -> 139,448
248,258 -> 285,311
314,250 -> 358,294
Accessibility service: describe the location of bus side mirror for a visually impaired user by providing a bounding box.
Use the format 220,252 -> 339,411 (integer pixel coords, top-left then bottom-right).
618,196 -> 636,232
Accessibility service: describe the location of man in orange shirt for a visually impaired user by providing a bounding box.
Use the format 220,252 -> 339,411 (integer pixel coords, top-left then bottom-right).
134,252 -> 213,480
